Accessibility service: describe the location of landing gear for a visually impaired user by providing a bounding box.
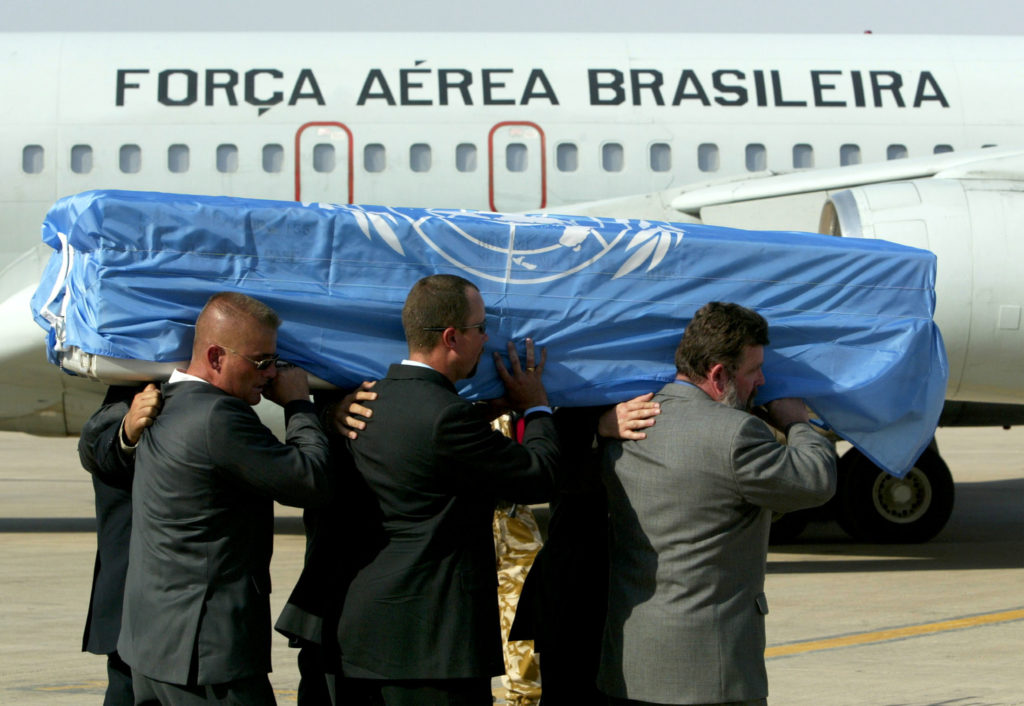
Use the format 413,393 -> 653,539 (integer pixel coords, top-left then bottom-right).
835,445 -> 954,543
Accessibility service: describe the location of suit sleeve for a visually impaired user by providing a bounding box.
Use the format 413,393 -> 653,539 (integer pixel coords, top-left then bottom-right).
78,385 -> 145,491
205,396 -> 333,509
433,402 -> 561,504
730,417 -> 837,513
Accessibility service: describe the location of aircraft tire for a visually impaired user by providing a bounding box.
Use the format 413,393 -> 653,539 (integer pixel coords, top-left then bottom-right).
836,446 -> 954,543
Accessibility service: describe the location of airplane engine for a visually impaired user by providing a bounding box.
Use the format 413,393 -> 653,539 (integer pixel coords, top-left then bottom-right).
820,178 -> 1024,405
805,178 -> 1024,542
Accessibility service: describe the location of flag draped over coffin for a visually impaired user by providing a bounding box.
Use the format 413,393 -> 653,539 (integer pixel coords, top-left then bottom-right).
31,190 -> 947,477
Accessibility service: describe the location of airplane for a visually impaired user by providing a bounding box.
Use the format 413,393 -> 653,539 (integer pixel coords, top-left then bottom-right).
3,31 -> 1024,544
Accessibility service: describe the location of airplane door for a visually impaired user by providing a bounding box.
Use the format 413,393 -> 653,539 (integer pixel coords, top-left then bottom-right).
488,121 -> 547,212
294,122 -> 353,204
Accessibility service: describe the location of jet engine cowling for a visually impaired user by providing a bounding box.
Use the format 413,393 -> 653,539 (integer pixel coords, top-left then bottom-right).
821,178 -> 1024,406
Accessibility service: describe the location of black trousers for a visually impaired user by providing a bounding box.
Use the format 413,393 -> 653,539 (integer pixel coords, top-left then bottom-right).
102,651 -> 134,706
336,678 -> 492,706
132,669 -> 276,705
296,641 -> 333,705
607,697 -> 768,706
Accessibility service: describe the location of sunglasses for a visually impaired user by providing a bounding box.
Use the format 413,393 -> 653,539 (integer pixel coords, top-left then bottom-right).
219,344 -> 281,371
422,319 -> 487,335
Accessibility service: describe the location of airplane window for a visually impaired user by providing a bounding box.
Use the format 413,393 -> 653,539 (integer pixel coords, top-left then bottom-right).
456,143 -> 477,173
168,144 -> 189,173
887,144 -> 908,160
410,144 -> 431,173
745,144 -> 766,172
602,143 -> 624,172
934,144 -> 954,154
364,144 -> 386,173
698,143 -> 719,173
649,143 -> 671,172
119,144 -> 141,174
507,143 -> 528,172
217,144 -> 239,173
793,144 -> 814,169
263,144 -> 284,173
22,145 -> 44,174
312,143 -> 334,173
557,143 -> 578,172
840,144 -> 862,166
71,145 -> 93,174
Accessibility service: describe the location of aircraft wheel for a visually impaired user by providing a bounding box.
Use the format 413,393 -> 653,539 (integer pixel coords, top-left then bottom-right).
836,446 -> 954,543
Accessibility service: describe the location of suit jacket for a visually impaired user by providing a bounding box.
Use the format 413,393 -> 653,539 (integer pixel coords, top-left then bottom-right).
118,381 -> 331,686
78,385 -> 143,656
275,392 -> 384,651
338,363 -> 561,680
509,406 -> 609,704
598,382 -> 836,704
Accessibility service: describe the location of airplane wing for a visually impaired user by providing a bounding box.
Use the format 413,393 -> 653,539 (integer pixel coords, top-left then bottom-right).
669,146 -> 1024,219
546,145 -> 1024,232
30,189 -> 946,477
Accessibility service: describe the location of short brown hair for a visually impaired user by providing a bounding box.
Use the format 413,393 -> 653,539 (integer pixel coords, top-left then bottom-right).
674,301 -> 769,380
402,274 -> 479,352
191,292 -> 281,359
201,291 -> 281,330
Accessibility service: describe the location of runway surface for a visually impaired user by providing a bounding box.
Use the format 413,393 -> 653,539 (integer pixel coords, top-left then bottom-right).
1,425 -> 1021,704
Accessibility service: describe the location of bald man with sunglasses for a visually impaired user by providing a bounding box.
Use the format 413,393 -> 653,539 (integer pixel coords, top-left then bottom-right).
118,291 -> 332,705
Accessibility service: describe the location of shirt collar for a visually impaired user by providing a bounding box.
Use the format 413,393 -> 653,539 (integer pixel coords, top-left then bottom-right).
401,359 -> 435,371
168,368 -> 209,385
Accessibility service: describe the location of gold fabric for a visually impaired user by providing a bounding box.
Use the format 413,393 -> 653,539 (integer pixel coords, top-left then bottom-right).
494,503 -> 543,704
491,414 -> 543,705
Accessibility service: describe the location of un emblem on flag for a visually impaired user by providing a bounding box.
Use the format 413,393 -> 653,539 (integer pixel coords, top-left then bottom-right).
343,205 -> 687,284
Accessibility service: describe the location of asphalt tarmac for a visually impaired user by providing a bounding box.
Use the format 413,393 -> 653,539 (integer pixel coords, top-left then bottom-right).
1,425 -> 1022,705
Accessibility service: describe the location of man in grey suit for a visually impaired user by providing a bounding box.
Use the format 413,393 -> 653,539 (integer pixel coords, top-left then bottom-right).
119,292 -> 332,705
599,301 -> 837,706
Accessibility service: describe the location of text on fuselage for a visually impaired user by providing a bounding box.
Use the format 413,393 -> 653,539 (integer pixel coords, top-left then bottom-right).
114,67 -> 950,110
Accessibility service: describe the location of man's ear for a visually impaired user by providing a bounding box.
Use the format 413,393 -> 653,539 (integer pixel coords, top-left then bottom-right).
441,327 -> 458,351
206,344 -> 224,372
707,363 -> 729,399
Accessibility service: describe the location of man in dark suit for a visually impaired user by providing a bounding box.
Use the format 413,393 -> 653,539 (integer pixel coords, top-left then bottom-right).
118,291 -> 332,705
337,273 -> 561,706
599,302 -> 837,706
275,386 -> 382,706
506,397 -> 659,706
78,383 -> 162,705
